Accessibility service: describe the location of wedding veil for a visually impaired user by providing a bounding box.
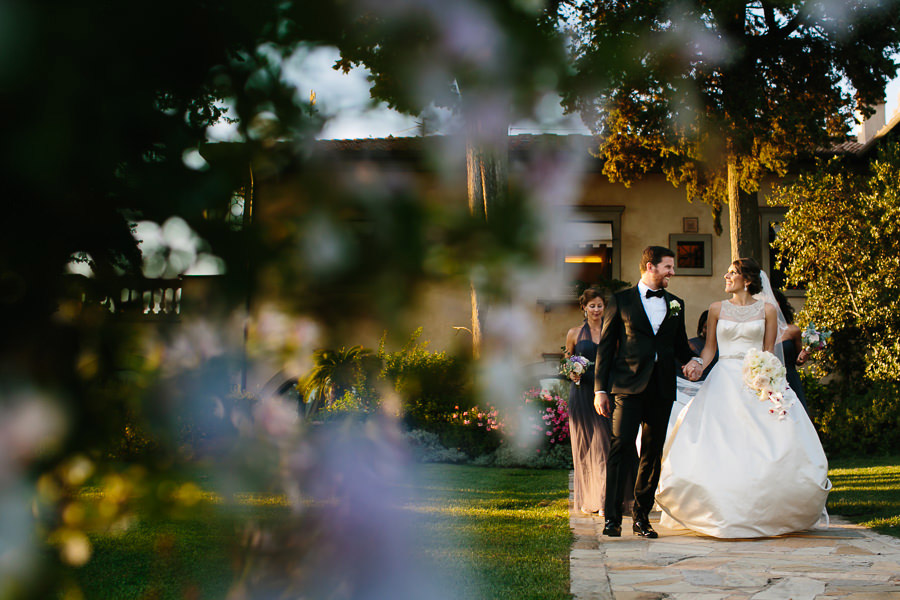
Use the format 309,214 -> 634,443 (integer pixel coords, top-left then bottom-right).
754,270 -> 789,365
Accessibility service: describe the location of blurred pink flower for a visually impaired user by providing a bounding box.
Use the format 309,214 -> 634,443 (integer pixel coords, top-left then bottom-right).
252,397 -> 299,439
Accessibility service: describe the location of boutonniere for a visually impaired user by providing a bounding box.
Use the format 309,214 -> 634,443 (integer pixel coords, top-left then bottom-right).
669,299 -> 682,315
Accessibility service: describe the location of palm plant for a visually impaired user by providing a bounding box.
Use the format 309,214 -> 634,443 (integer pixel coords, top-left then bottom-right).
298,346 -> 377,416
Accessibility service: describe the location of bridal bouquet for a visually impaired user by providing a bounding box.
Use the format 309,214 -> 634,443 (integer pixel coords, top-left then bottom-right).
560,355 -> 593,386
742,348 -> 793,420
802,322 -> 832,352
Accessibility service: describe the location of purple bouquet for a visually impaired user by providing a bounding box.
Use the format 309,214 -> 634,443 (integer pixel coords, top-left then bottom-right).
561,355 -> 593,386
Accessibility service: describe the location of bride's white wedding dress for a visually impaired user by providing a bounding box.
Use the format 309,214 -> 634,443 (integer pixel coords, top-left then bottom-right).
656,299 -> 831,538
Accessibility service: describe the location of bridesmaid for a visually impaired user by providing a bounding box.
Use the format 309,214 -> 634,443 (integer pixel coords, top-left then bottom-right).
565,287 -> 634,515
774,289 -> 810,414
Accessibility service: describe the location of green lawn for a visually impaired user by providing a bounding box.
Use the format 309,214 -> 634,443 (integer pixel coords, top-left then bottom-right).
72,465 -> 572,599
408,464 -> 572,600
77,516 -> 236,599
827,455 -> 900,537
64,455 -> 900,598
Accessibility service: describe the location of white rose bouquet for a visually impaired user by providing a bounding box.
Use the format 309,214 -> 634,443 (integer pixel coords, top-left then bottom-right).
742,348 -> 793,419
561,355 -> 593,386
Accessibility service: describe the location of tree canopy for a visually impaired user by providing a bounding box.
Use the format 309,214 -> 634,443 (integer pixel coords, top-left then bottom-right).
771,140 -> 900,382
561,0 -> 900,260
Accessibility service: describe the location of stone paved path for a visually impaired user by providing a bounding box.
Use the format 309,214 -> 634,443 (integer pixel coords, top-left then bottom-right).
569,480 -> 900,599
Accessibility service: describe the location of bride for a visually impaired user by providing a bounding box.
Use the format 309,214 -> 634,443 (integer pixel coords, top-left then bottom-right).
656,258 -> 831,538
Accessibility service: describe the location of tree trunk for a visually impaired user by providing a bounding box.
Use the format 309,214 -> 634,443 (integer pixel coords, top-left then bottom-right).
465,123 -> 508,359
241,164 -> 255,392
726,155 -> 761,263
469,281 -> 482,360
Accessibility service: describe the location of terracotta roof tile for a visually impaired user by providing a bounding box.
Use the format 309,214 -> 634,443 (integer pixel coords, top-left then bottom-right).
318,133 -> 871,157
816,140 -> 864,155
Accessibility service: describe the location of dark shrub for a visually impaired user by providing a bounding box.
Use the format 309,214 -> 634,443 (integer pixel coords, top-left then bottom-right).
379,329 -> 477,445
804,373 -> 900,456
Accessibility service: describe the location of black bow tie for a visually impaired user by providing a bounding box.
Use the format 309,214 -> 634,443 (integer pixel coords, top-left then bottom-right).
645,288 -> 665,299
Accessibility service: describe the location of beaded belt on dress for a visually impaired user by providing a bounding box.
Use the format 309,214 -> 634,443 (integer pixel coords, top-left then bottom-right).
719,352 -> 746,360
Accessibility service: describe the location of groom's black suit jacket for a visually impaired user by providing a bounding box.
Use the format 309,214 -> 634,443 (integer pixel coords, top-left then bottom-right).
594,285 -> 695,401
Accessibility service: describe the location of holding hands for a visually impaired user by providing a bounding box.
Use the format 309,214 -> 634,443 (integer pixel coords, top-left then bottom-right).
595,359 -> 703,418
682,358 -> 703,381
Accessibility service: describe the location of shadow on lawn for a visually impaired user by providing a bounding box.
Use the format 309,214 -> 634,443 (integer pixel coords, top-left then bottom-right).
827,455 -> 900,537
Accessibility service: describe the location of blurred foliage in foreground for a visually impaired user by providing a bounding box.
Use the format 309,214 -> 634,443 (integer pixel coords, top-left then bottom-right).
5,0 -> 900,597
0,0 -> 569,597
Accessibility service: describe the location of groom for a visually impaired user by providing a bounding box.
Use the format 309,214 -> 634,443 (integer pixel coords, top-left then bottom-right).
594,246 -> 701,538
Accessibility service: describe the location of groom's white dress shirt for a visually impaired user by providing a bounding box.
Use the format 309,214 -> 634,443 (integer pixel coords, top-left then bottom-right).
596,281 -> 668,396
637,281 -> 666,335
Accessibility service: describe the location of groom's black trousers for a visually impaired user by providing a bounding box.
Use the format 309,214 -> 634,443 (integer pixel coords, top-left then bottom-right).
604,362 -> 673,523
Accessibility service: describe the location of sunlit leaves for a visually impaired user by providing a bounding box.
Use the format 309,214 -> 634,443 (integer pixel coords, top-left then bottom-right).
771,141 -> 900,380
561,0 -> 900,223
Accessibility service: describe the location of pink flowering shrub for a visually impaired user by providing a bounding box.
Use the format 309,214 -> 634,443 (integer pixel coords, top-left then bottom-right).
469,388 -> 572,468
523,388 -> 569,449
447,405 -> 504,434
444,389 -> 570,459
442,403 -> 504,456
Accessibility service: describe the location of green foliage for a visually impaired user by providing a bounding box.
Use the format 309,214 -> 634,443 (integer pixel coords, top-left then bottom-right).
775,143 -> 900,456
332,2 -> 567,117
319,389 -> 370,414
804,375 -> 900,456
562,0 -> 900,235
301,332 -> 577,463
295,330 -> 487,452
115,418 -> 160,461
771,141 -> 900,382
436,422 -> 504,459
398,378 -> 574,464
379,328 -> 474,429
2,1 -> 332,330
298,345 -> 379,416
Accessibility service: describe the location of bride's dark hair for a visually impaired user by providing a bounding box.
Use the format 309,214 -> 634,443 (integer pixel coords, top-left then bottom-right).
732,258 -> 763,295
773,288 -> 795,324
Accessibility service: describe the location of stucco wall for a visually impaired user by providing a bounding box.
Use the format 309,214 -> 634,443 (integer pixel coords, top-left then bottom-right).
395,172 -> 803,367
387,174 -> 726,365
248,148 -> 803,370
581,173 -> 730,333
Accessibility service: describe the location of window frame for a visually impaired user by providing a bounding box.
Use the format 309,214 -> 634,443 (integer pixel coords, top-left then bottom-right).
538,206 -> 624,309
565,206 -> 623,282
760,207 -> 805,297
668,233 -> 713,276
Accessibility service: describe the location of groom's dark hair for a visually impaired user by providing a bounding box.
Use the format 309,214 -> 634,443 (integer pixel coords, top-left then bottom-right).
640,246 -> 675,273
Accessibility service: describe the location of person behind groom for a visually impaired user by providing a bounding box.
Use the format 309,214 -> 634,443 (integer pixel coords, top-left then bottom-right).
593,246 -> 701,538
